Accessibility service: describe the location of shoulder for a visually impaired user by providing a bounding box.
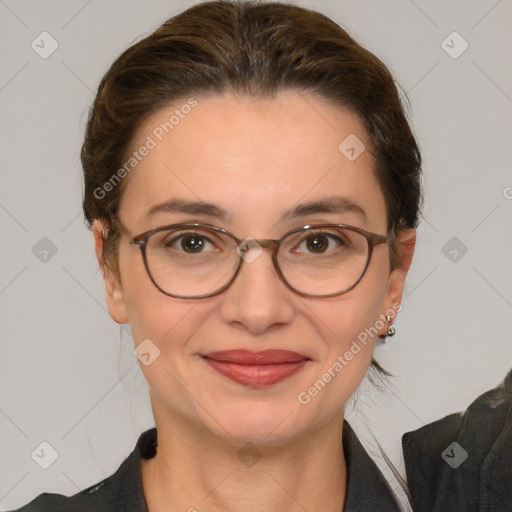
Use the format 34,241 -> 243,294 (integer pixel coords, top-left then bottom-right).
6,479 -> 109,512
7,427 -> 157,512
402,368 -> 512,511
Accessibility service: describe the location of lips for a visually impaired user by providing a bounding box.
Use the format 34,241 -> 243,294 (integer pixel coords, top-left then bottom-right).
203,350 -> 309,365
202,350 -> 311,387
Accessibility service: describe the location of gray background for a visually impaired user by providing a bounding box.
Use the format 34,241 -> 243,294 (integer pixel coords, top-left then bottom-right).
1,0 -> 511,510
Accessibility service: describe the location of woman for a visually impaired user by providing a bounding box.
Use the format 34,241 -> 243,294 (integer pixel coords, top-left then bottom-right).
9,1 -> 511,511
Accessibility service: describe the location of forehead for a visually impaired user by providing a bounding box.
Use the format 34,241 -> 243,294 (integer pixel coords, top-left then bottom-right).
119,91 -> 387,233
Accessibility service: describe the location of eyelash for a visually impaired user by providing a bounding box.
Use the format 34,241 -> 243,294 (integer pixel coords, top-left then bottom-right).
160,230 -> 347,255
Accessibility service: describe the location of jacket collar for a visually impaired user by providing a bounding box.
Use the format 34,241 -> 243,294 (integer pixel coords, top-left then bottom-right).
104,420 -> 400,512
402,368 -> 512,512
342,421 -> 401,511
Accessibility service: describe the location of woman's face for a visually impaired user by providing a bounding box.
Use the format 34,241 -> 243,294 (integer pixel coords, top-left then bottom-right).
94,91 -> 413,445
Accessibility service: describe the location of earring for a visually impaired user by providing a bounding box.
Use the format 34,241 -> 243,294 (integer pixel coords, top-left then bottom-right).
385,315 -> 396,337
386,325 -> 396,337
378,315 -> 397,344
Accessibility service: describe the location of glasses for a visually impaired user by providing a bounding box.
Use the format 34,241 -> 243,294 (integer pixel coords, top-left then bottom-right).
112,219 -> 394,299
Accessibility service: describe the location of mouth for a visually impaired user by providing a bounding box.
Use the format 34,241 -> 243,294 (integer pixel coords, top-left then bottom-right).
201,350 -> 311,388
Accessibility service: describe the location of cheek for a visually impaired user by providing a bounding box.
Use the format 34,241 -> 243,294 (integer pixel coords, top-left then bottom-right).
294,300 -> 383,416
315,296 -> 382,370
125,291 -> 200,352
306,252 -> 390,390
117,243 -> 196,346
316,249 -> 390,345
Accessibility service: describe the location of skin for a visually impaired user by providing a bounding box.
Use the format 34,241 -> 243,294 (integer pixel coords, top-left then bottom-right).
93,91 -> 415,512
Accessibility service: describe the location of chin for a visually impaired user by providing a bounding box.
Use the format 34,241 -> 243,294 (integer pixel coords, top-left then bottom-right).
205,399 -> 308,446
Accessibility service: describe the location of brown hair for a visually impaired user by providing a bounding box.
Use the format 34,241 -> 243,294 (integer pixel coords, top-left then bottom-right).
81,0 -> 422,380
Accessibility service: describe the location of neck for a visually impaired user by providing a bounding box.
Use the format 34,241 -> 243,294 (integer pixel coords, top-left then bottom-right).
141,407 -> 347,512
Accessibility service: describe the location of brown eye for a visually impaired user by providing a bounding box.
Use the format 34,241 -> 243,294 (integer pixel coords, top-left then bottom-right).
160,231 -> 217,254
177,234 -> 206,253
304,234 -> 330,253
294,231 -> 349,255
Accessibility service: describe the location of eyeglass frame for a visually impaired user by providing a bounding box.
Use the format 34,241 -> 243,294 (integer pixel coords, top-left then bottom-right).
111,218 -> 395,299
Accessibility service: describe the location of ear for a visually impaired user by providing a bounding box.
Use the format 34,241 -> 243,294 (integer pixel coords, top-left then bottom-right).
92,220 -> 129,324
381,228 -> 416,322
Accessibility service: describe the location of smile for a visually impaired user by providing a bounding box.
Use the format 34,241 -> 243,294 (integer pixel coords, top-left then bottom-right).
201,350 -> 311,388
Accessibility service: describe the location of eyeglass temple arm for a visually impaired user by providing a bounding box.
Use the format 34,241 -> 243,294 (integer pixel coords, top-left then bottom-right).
110,218 -> 132,239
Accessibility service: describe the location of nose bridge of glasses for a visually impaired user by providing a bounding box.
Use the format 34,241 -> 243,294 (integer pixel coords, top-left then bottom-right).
253,238 -> 279,250
234,238 -> 281,271
232,237 -> 285,293
232,238 -> 280,270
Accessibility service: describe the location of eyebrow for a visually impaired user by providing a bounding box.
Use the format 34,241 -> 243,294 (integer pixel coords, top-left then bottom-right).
146,196 -> 367,222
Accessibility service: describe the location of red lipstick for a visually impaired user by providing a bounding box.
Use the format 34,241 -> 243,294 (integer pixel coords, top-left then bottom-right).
202,350 -> 310,388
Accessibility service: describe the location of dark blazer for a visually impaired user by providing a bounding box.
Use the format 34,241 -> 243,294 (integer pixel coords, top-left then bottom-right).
8,369 -> 511,512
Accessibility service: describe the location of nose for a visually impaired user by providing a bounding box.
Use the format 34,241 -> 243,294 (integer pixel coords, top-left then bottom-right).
218,246 -> 295,334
